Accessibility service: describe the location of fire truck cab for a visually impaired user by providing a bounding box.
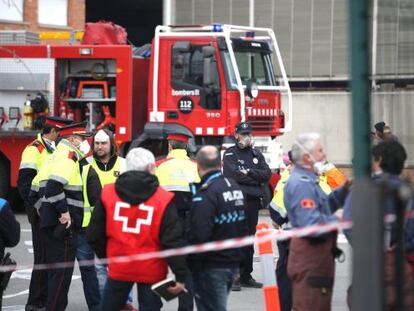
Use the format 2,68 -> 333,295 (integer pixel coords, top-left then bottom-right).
137,24 -> 292,164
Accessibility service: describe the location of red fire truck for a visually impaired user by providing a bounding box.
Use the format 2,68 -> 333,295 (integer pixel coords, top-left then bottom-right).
0,24 -> 292,204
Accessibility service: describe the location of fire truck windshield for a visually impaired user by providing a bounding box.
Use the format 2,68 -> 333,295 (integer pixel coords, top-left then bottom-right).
222,49 -> 277,89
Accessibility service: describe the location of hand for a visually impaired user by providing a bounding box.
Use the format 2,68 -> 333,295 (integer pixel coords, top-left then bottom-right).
334,209 -> 344,219
59,212 -> 71,229
167,282 -> 186,295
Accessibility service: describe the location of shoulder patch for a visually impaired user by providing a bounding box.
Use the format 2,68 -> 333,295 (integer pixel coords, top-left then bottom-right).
301,199 -> 315,209
31,140 -> 45,153
300,176 -> 310,182
224,152 -> 234,156
68,151 -> 78,162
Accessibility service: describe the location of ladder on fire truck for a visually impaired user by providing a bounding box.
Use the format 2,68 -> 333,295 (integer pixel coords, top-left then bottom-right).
150,24 -> 292,133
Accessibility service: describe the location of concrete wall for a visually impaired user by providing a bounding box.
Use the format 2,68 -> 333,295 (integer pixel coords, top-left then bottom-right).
277,91 -> 414,166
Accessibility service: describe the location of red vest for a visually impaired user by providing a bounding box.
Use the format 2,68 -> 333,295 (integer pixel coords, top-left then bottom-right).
102,184 -> 174,283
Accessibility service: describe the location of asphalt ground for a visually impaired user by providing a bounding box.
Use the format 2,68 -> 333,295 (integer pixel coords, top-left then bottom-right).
3,214 -> 351,311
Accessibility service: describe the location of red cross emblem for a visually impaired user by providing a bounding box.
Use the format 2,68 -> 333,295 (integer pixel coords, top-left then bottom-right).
114,202 -> 154,234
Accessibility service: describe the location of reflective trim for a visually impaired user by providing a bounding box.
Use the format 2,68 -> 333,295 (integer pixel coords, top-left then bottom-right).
67,198 -> 85,208
64,185 -> 83,191
47,192 -> 66,203
161,185 -> 191,192
39,180 -> 48,188
83,206 -> 92,213
31,185 -> 40,192
20,163 -> 37,170
34,197 -> 43,210
49,175 -> 68,185
269,201 -> 287,218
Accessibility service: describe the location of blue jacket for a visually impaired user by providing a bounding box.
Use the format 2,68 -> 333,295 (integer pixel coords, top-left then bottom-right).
188,170 -> 248,271
343,173 -> 414,252
284,165 -> 347,228
222,145 -> 271,199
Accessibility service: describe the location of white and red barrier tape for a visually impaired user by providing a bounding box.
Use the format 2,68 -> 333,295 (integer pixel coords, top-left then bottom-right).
0,220 -> 352,273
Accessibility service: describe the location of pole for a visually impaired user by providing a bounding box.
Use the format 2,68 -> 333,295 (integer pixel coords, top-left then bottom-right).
256,223 -> 280,311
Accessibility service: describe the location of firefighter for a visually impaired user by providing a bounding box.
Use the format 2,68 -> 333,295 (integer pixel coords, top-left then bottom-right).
86,148 -> 188,311
223,121 -> 271,290
155,132 -> 199,311
37,121 -> 94,311
17,116 -> 72,311
284,133 -> 349,311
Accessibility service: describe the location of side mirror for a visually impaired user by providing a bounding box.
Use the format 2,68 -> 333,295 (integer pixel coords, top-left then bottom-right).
246,81 -> 259,98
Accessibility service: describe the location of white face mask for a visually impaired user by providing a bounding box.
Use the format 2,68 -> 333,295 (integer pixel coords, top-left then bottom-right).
78,139 -> 91,155
237,135 -> 252,149
313,161 -> 327,174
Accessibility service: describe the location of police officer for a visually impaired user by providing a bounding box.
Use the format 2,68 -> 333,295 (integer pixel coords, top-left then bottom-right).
156,133 -> 199,311
17,116 -> 72,311
188,146 -> 248,310
37,121 -> 94,311
223,122 -> 271,290
284,133 -> 348,311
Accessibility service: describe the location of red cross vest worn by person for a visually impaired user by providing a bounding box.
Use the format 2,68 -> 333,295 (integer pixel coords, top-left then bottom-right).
101,184 -> 174,283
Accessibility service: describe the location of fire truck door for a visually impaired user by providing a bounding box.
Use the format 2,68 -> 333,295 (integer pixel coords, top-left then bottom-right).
168,41 -> 223,131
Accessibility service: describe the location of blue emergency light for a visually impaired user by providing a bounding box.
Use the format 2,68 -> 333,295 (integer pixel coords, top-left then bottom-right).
212,23 -> 223,32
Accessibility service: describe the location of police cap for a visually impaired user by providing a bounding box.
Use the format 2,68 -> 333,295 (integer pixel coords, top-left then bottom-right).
44,116 -> 73,128
235,122 -> 253,134
59,121 -> 93,137
167,133 -> 191,143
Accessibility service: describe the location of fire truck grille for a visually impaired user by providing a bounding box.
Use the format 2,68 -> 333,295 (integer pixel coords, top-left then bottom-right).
246,116 -> 275,132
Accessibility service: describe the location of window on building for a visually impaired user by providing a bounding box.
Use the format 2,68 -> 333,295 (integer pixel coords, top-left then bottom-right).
0,0 -> 23,22
38,0 -> 68,26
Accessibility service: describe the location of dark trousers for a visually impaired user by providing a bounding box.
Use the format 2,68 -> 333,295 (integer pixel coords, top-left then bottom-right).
193,268 -> 238,311
240,199 -> 260,280
178,274 -> 194,311
100,277 -> 162,311
276,240 -> 292,311
75,230 -> 100,310
41,227 -> 76,311
26,217 -> 48,309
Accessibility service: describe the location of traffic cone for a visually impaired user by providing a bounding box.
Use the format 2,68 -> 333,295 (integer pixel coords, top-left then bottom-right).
256,223 -> 281,311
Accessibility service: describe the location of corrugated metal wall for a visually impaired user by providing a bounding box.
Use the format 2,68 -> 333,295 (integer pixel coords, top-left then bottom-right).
173,0 -> 414,81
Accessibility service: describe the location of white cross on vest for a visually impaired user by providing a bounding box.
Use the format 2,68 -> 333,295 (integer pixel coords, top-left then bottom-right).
114,201 -> 154,234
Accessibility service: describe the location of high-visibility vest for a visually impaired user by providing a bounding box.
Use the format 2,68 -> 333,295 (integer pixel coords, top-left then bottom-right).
89,156 -> 126,187
37,139 -> 85,228
156,149 -> 200,192
270,168 -> 332,219
81,163 -> 92,227
19,133 -> 52,172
